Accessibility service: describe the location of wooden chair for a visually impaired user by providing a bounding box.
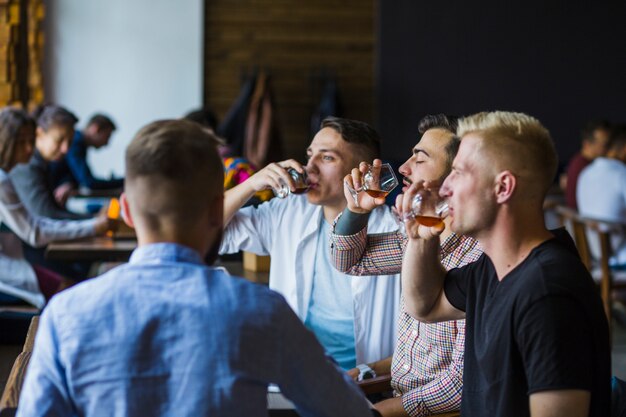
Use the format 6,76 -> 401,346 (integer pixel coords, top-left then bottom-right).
0,293 -> 39,345
552,205 -> 592,268
577,216 -> 626,325
544,205 -> 626,338
359,373 -> 393,396
358,374 -> 460,417
0,316 -> 39,417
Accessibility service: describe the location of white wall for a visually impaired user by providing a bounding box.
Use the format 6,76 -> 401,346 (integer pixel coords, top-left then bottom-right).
43,0 -> 203,177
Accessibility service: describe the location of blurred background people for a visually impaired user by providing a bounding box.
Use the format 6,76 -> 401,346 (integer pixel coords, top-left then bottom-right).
564,120 -> 611,209
49,113 -> 123,206
0,107 -> 110,307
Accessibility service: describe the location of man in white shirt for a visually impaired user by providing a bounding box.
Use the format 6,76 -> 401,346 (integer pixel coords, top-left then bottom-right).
220,117 -> 400,369
577,128 -> 626,266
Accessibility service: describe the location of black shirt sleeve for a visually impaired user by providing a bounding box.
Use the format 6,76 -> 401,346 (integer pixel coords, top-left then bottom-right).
516,294 -> 595,394
444,254 -> 487,312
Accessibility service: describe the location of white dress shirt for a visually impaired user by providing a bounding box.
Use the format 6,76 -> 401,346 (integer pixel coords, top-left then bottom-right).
220,195 -> 401,364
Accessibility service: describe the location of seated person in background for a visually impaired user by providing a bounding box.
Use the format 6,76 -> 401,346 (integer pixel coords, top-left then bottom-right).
564,120 -> 611,209
577,126 -> 626,266
331,115 -> 482,417
10,105 -> 92,220
220,117 -> 401,370
49,113 -> 123,205
11,105 -> 99,280
17,119 -> 375,417
400,111 -> 610,416
0,107 -> 111,308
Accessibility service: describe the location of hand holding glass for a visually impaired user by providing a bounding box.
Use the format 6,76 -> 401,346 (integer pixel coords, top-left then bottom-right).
346,163 -> 399,207
273,168 -> 309,198
403,188 -> 449,228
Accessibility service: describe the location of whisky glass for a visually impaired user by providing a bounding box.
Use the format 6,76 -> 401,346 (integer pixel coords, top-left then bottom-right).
346,163 -> 398,206
403,188 -> 449,228
273,168 -> 309,198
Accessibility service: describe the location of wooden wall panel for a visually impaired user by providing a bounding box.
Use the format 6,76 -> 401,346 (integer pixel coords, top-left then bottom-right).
204,0 -> 375,160
0,0 -> 44,108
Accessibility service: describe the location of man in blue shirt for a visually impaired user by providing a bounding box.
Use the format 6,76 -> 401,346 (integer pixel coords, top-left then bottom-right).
18,119 -> 374,417
49,114 -> 123,204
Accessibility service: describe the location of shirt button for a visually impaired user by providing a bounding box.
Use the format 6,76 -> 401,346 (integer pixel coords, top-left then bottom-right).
412,330 -> 417,336
403,364 -> 410,370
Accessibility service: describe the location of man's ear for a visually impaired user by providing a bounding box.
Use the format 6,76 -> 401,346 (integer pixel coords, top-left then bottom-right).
120,192 -> 135,228
494,170 -> 516,204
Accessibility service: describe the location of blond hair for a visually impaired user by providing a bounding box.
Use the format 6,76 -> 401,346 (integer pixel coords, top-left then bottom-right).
457,111 -> 558,199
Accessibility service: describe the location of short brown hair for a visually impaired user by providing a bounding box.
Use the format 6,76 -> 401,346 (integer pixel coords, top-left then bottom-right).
125,119 -> 223,227
87,114 -> 116,131
457,111 -> 558,199
320,117 -> 381,161
581,120 -> 611,144
35,105 -> 78,131
0,107 -> 35,171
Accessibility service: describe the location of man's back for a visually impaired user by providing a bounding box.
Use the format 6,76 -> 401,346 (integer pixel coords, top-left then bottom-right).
577,157 -> 626,222
577,157 -> 626,265
18,243 -> 372,417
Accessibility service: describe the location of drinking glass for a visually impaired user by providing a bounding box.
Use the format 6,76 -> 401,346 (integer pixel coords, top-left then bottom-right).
273,168 -> 309,199
346,163 -> 399,207
403,188 -> 449,228
107,197 -> 121,219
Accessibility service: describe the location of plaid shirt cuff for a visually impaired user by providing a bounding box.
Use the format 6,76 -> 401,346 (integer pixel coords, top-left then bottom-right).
330,227 -> 368,252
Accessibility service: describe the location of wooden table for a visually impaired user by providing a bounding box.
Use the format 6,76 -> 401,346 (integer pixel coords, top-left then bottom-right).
76,187 -> 122,198
45,236 -> 137,262
45,238 -> 269,285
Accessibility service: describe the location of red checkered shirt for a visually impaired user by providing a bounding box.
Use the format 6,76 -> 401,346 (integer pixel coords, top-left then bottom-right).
330,223 -> 482,416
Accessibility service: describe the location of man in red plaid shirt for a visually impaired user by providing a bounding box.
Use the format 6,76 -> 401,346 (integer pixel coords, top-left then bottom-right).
330,114 -> 482,417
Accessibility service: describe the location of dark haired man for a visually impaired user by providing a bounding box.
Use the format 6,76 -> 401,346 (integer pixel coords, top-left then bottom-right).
49,113 -> 123,207
18,119 -> 377,417
221,116 -> 401,370
564,120 -> 611,209
330,114 -> 482,416
10,105 -> 89,220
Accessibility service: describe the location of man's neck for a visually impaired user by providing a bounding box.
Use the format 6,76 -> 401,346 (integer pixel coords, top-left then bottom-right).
478,207 -> 553,281
322,201 -> 347,224
81,131 -> 95,147
134,219 -> 216,258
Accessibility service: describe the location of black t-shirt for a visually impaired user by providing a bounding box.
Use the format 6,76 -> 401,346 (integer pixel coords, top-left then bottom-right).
444,230 -> 610,417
